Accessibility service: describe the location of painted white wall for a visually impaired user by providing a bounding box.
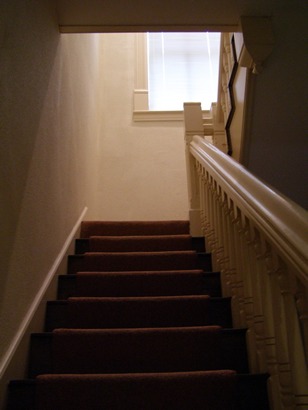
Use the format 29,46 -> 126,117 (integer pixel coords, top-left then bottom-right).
0,0 -> 103,385
94,34 -> 189,221
0,13 -> 189,398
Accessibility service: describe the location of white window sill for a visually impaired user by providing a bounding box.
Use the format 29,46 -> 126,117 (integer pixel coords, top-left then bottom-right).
133,110 -> 185,122
133,109 -> 213,123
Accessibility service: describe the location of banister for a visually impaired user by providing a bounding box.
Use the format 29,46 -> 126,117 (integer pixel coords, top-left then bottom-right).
188,134 -> 308,409
190,136 -> 308,285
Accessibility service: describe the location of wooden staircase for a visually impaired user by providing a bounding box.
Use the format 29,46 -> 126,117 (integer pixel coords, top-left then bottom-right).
7,220 -> 270,409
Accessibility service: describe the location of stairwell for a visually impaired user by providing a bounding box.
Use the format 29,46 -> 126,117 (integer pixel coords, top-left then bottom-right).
7,220 -> 269,409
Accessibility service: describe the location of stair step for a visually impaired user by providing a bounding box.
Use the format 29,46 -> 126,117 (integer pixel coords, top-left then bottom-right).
44,296 -> 233,331
75,236 -> 205,254
7,372 -> 270,410
67,251 -> 212,274
80,220 -> 190,238
57,270 -> 222,299
6,219 -> 270,409
67,251 -> 198,274
28,327 -> 249,378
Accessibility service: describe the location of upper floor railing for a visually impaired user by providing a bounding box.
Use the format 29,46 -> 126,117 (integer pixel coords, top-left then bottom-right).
183,126 -> 308,409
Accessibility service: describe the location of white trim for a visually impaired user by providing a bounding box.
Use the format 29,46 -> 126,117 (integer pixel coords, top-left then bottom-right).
133,110 -> 184,122
133,109 -> 213,123
133,33 -> 149,113
133,34 -> 196,123
59,24 -> 239,34
0,206 -> 88,379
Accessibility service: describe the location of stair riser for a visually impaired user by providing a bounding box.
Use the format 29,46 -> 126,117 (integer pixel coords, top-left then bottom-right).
57,271 -> 222,299
75,236 -> 205,254
80,220 -> 190,238
28,328 -> 249,378
67,252 -> 212,274
7,374 -> 270,410
45,297 -> 232,331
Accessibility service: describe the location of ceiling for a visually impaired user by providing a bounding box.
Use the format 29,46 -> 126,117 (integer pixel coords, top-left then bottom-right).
55,0 -> 294,33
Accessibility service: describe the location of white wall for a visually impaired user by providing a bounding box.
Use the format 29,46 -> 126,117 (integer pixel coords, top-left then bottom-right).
0,13 -> 189,405
94,34 -> 189,221
0,0 -> 103,396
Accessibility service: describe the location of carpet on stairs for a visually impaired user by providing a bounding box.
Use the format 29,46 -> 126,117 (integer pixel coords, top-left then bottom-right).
80,220 -> 190,238
88,234 -> 194,252
7,220 -> 269,410
78,251 -> 199,272
65,295 -> 212,328
35,370 -> 237,410
74,270 -> 207,297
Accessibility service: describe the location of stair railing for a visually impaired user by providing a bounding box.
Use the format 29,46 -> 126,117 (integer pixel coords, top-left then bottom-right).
184,133 -> 308,410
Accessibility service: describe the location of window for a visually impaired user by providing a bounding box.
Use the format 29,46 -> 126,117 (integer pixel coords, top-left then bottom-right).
133,32 -> 221,121
148,32 -> 221,111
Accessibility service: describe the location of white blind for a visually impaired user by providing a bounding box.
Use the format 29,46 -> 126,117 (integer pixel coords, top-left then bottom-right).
147,32 -> 221,111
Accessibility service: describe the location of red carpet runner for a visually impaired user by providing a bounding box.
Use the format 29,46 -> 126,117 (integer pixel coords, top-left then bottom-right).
7,220 -> 270,410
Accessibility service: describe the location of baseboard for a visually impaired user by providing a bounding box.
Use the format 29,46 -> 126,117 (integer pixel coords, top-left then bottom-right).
0,207 -> 88,410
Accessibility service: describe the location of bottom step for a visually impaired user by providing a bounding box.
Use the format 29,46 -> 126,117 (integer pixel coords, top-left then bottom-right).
7,372 -> 270,410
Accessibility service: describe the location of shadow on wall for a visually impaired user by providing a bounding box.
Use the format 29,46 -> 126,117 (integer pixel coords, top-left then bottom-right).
0,0 -> 60,310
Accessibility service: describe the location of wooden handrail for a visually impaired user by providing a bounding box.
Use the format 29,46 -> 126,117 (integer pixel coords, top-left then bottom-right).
190,136 -> 308,284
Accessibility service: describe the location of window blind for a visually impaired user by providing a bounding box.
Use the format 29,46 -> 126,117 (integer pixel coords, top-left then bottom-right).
147,32 -> 221,111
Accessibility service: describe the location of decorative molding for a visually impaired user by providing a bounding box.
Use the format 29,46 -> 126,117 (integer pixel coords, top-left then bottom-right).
133,110 -> 184,122
239,16 -> 274,74
133,108 -> 213,123
217,33 -> 239,156
0,207 -> 88,378
225,34 -> 238,156
59,24 -> 239,34
133,33 -> 149,114
183,103 -> 204,136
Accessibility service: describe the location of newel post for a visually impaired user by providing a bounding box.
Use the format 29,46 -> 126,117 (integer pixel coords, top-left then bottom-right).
183,103 -> 203,236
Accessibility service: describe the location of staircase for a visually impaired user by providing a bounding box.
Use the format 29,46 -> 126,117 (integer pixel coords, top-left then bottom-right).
7,220 -> 270,409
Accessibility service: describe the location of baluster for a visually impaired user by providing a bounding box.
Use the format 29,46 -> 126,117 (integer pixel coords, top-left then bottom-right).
195,162 -> 206,236
274,257 -> 308,408
210,180 -> 221,271
230,206 -> 246,327
294,278 -> 308,362
206,176 -> 216,254
244,225 -> 268,374
202,171 -> 211,238
219,192 -> 233,297
241,217 -> 255,320
293,277 -> 308,408
252,236 -> 282,409
214,185 -> 227,273
226,201 -> 243,327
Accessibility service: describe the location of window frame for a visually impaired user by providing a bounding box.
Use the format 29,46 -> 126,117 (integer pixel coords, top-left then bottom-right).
133,33 -> 212,122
